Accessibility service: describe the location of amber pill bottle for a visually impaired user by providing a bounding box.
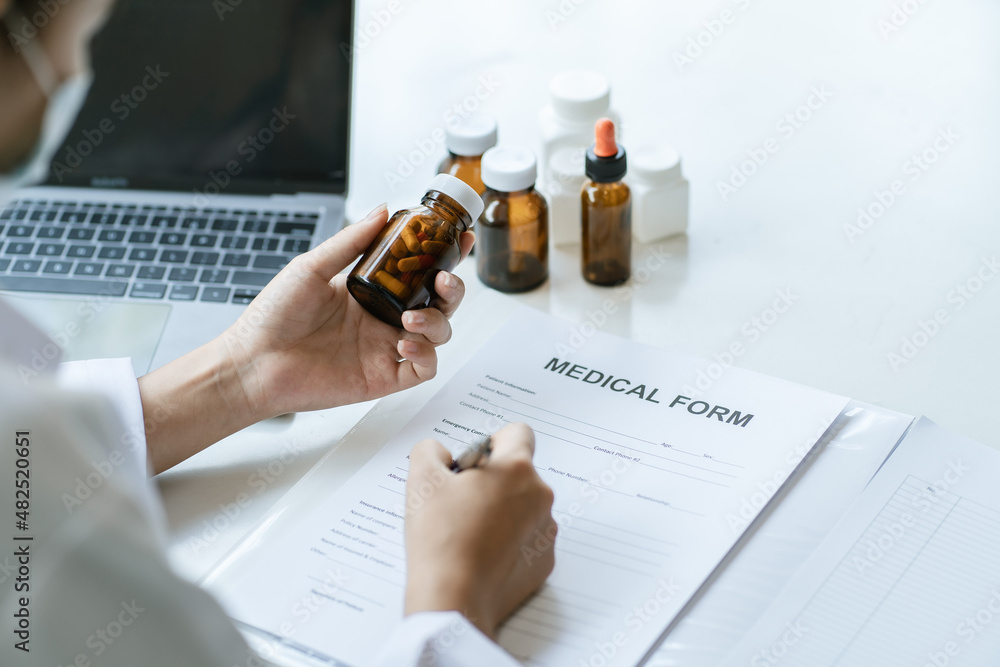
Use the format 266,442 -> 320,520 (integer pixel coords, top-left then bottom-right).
581,118 -> 631,286
347,174 -> 484,327
477,147 -> 549,292
437,113 -> 498,195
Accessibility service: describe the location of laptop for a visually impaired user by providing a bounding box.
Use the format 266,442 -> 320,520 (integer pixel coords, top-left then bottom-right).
0,0 -> 354,371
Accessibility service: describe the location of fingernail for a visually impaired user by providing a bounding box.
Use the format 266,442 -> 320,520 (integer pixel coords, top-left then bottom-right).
442,272 -> 458,289
405,311 -> 425,326
366,202 -> 388,220
399,339 -> 417,354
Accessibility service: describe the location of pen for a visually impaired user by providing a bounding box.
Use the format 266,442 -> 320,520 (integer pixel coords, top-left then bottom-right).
450,434 -> 493,472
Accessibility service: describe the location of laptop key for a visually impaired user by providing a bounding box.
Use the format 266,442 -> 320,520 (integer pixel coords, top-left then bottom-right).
137,266 -> 166,280
274,221 -> 316,236
232,288 -> 260,305
243,220 -> 269,234
37,243 -> 65,256
67,245 -> 96,258
150,215 -> 178,228
129,248 -> 157,261
221,235 -> 248,250
284,238 -> 311,253
98,229 -> 126,242
120,214 -> 149,226
6,242 -> 34,255
181,217 -> 209,229
131,282 -> 167,299
74,262 -> 105,276
191,251 -> 220,266
252,238 -> 279,251
8,225 -> 34,237
67,228 -> 95,240
106,264 -> 135,278
98,246 -> 127,260
232,270 -> 278,287
129,231 -> 156,244
199,268 -> 229,284
169,285 -> 199,301
29,210 -> 58,222
222,253 -> 250,267
0,276 -> 126,297
91,213 -> 118,225
253,255 -> 293,270
160,232 -> 187,246
12,259 -> 42,273
0,259 -> 9,271
160,250 -> 188,263
168,267 -> 197,282
191,234 -> 218,247
37,226 -> 64,239
60,211 -> 89,223
212,218 -> 239,231
201,287 -> 231,303
42,261 -> 72,275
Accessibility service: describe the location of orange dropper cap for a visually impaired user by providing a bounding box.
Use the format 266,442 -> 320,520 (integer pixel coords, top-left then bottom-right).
585,118 -> 627,182
594,118 -> 617,157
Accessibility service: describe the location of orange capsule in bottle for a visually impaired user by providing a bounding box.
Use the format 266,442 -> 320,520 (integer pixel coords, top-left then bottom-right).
347,174 -> 483,327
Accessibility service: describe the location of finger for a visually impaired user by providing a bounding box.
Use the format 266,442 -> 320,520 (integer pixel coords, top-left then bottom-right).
459,231 -> 476,262
396,339 -> 438,385
488,422 -> 536,464
407,438 -> 452,481
299,204 -> 388,281
431,270 -> 466,319
402,308 -> 452,346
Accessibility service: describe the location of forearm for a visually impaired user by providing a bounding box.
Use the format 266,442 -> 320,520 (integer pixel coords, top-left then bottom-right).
139,337 -> 263,474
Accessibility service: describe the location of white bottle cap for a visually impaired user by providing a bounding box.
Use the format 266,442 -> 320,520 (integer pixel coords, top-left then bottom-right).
444,113 -> 498,157
630,145 -> 683,185
427,173 -> 484,224
549,70 -> 611,123
481,146 -> 538,192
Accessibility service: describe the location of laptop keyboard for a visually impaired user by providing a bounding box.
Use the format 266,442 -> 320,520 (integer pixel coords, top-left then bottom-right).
0,199 -> 320,305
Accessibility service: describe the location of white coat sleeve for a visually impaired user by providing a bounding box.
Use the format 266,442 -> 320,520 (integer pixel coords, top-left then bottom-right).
373,612 -> 522,666
0,359 -> 255,667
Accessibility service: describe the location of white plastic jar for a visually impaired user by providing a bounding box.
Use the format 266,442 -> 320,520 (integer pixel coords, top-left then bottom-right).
627,145 -> 689,243
538,70 -> 619,193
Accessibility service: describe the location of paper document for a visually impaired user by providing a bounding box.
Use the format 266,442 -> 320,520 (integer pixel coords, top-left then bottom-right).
721,417 -> 1000,667
207,307 -> 848,666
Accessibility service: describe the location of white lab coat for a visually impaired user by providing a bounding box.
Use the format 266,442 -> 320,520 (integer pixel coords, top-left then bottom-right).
0,300 -> 518,666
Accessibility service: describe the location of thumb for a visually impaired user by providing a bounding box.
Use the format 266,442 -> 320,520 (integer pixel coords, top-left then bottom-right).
408,438 -> 452,479
302,203 -> 389,281
406,439 -> 452,508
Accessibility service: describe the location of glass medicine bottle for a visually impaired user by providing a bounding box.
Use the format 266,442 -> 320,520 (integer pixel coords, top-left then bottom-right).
347,174 -> 483,327
582,118 -> 631,286
477,147 -> 549,292
437,113 -> 497,195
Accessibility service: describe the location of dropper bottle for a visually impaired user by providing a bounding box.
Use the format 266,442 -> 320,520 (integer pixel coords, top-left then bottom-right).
581,118 -> 631,285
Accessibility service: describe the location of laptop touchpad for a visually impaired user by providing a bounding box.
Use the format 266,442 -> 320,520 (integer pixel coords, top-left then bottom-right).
5,295 -> 170,375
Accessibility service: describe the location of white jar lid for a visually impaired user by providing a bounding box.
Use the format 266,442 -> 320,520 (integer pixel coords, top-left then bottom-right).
549,70 -> 611,123
444,113 -> 498,157
482,146 -> 538,192
549,146 -> 587,181
630,145 -> 683,185
428,173 -> 484,223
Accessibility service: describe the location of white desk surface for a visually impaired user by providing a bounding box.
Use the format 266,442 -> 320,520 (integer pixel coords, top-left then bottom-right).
161,0 -> 999,595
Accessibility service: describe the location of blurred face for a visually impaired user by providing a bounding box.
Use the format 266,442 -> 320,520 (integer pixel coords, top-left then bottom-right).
0,0 -> 116,170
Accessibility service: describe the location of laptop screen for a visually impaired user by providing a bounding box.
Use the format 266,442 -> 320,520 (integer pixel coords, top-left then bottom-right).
45,0 -> 353,196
